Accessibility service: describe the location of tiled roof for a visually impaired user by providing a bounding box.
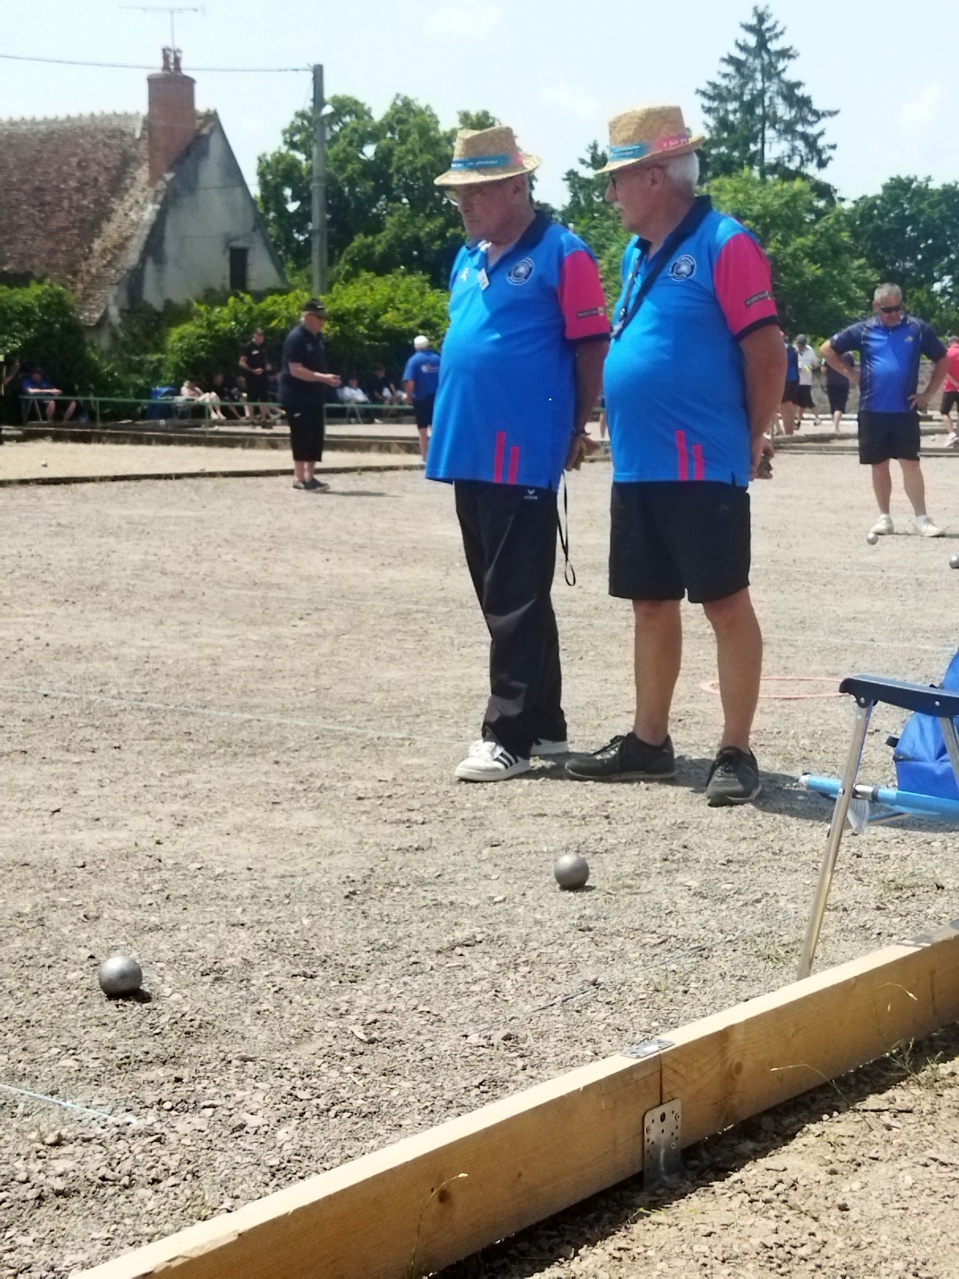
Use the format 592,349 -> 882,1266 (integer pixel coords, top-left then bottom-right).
0,112 -> 168,325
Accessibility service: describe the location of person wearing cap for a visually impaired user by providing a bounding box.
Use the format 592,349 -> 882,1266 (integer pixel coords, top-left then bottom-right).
278,300 -> 342,492
428,125 -> 610,783
402,335 -> 441,460
820,284 -> 949,537
565,106 -> 784,807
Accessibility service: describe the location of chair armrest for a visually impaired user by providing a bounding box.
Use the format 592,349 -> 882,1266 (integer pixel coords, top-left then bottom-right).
840,674 -> 959,718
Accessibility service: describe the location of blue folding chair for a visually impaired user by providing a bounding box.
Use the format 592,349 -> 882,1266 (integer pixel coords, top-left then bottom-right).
799,672 -> 959,978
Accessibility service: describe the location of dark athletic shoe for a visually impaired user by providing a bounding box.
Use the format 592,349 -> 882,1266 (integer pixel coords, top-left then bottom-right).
705,746 -> 761,807
304,479 -> 330,492
565,732 -> 676,782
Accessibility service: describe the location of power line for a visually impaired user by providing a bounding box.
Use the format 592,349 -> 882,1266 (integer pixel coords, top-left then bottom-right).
0,52 -> 306,73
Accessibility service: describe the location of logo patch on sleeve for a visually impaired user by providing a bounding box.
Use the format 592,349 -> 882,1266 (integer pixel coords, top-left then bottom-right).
576,306 -> 607,319
668,254 -> 696,280
507,258 -> 535,285
745,290 -> 774,307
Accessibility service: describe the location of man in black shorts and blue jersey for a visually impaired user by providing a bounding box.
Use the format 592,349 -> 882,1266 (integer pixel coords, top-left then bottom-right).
279,300 -> 341,492
820,283 -> 949,538
564,105 -> 784,807
403,335 -> 441,461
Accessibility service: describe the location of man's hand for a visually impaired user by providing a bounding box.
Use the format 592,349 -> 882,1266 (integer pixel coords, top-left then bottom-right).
565,432 -> 601,471
325,374 -> 342,388
909,389 -> 931,411
750,434 -> 774,481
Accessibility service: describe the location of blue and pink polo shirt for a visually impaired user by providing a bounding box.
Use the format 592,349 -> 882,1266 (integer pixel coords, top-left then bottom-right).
604,196 -> 779,488
426,211 -> 610,491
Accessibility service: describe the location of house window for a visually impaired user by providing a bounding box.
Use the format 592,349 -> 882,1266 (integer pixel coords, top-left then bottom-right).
229,247 -> 249,292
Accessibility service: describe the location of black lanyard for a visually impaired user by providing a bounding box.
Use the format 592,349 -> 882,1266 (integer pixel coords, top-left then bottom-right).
611,198 -> 712,340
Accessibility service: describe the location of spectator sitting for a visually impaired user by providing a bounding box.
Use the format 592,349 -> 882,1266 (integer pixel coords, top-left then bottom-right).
211,372 -> 243,420
368,366 -> 398,404
338,376 -> 371,423
22,368 -> 76,422
179,377 -> 225,421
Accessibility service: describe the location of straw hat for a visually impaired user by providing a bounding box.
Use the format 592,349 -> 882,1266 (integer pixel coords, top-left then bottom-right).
434,125 -> 540,187
597,106 -> 703,174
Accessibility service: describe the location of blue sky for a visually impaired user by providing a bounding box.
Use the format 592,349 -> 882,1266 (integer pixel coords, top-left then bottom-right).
2,0 -> 954,209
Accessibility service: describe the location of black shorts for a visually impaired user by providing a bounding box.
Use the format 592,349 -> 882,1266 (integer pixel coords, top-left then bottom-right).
795,384 -> 815,409
940,390 -> 959,415
827,384 -> 849,414
858,410 -> 920,465
283,403 -> 325,462
413,394 -> 435,430
781,379 -> 799,405
609,482 -> 751,605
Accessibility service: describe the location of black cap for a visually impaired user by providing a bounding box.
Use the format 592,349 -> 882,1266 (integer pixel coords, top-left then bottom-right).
302,299 -> 326,315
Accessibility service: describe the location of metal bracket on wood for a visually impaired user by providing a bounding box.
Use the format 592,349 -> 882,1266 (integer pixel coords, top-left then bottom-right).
643,1098 -> 682,1188
621,1036 -> 673,1059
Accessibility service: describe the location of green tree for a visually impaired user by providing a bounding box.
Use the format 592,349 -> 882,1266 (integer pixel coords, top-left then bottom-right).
560,141 -> 629,300
0,282 -> 96,397
708,171 -> 872,336
850,177 -> 959,332
698,6 -> 837,183
256,98 -> 498,288
161,275 -> 448,386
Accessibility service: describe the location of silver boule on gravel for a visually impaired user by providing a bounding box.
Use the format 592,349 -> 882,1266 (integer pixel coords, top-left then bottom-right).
950,554 -> 959,570
97,954 -> 143,997
866,531 -> 879,545
553,852 -> 590,890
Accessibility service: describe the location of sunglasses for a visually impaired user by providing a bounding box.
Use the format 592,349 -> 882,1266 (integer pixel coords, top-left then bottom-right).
444,178 -> 514,207
879,304 -> 904,313
608,164 -> 662,193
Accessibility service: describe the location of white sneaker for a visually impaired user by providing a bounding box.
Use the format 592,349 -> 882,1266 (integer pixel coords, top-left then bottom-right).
455,739 -> 531,782
870,514 -> 894,536
532,738 -> 569,757
915,516 -> 945,537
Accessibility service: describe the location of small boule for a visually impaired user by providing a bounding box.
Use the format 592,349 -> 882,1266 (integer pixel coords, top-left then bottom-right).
554,852 -> 590,890
97,954 -> 143,997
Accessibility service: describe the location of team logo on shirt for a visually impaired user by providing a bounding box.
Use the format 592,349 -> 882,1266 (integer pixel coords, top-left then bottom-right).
668,254 -> 697,280
507,258 -> 535,285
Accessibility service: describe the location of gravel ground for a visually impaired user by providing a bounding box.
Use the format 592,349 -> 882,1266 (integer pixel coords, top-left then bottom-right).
0,440 -> 420,481
0,449 -> 958,1277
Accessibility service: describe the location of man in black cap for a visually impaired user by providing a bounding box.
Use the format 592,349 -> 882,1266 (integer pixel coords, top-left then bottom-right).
279,300 -> 341,491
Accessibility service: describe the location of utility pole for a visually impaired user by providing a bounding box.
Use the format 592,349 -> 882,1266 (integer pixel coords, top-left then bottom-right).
311,64 -> 328,297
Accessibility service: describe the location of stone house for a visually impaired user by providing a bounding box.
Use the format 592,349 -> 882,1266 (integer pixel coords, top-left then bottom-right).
0,51 -> 286,344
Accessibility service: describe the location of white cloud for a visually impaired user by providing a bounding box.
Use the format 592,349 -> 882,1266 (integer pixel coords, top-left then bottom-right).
538,81 -> 599,121
900,84 -> 942,132
425,2 -> 503,40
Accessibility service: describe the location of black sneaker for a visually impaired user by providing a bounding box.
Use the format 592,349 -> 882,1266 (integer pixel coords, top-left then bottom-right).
565,732 -> 675,782
304,479 -> 330,492
705,746 -> 761,807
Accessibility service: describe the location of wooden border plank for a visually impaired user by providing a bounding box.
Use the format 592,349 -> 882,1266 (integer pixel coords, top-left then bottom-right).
75,921 -> 959,1279
75,1052 -> 662,1279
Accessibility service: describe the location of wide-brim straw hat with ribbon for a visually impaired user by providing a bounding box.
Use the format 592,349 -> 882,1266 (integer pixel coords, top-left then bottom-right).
434,125 -> 540,187
597,106 -> 704,175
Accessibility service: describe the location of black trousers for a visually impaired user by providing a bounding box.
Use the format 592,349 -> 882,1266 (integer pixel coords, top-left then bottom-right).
454,481 -> 566,758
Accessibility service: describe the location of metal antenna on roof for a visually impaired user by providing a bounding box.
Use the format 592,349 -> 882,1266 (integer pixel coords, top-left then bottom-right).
119,5 -> 204,53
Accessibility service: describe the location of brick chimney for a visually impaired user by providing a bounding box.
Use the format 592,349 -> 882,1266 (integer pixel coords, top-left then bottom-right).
147,49 -> 196,185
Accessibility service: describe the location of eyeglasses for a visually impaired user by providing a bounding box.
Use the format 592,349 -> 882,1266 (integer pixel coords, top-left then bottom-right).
444,178 -> 513,207
879,304 -> 904,314
608,164 -> 662,193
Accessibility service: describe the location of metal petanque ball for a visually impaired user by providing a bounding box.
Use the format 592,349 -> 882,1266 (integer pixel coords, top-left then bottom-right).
950,554 -> 959,570
97,955 -> 143,997
554,852 -> 590,891
866,531 -> 879,545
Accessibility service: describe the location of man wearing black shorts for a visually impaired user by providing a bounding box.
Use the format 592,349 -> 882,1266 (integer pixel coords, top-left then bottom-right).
278,300 -> 342,492
941,335 -> 959,447
402,335 -> 441,461
564,104 -> 784,807
821,284 -> 949,537
239,328 -> 271,424
824,351 -> 854,430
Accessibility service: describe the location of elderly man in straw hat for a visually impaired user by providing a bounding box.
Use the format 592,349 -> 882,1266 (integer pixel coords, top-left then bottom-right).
565,106 -> 785,806
427,125 -> 610,782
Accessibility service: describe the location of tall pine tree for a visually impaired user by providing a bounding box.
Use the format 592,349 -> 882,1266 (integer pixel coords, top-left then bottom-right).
697,6 -> 837,183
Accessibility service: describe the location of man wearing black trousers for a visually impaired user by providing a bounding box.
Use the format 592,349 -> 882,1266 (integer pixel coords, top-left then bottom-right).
427,125 -> 609,781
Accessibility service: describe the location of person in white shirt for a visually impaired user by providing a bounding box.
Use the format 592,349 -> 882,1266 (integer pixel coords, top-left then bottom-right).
794,335 -> 820,426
